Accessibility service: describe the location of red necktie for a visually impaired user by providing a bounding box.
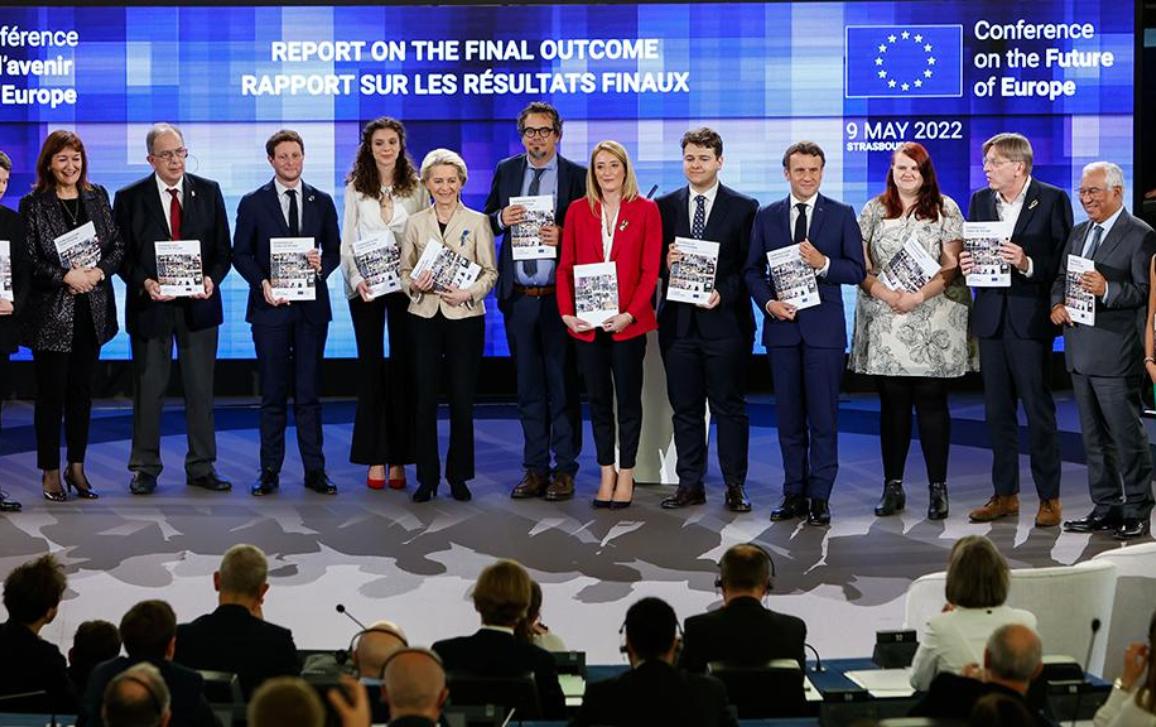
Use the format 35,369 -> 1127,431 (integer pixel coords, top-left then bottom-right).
168,188 -> 182,240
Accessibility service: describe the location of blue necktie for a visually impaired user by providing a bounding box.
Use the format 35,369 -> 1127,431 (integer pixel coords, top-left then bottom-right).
692,195 -> 706,239
523,168 -> 547,276
1084,224 -> 1104,258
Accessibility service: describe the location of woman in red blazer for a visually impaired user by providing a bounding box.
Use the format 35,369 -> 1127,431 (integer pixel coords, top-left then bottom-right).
557,140 -> 661,509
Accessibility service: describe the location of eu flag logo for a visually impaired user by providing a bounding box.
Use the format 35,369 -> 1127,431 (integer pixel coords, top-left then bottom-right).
845,25 -> 964,98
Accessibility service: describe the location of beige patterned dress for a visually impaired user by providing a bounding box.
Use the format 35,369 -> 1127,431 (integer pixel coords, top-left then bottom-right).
848,196 -> 975,377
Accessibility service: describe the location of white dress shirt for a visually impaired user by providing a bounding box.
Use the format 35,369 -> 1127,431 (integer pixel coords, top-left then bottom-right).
274,178 -> 304,231
996,176 -> 1034,278
687,181 -> 720,230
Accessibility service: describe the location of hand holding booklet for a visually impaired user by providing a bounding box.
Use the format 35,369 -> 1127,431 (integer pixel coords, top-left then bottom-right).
54,221 -> 101,270
963,221 -> 1013,287
154,240 -> 204,297
667,236 -> 720,305
509,195 -> 555,260
1065,254 -> 1096,326
412,239 -> 481,293
269,237 -> 317,301
573,261 -> 618,326
879,235 -> 940,293
766,244 -> 819,310
352,234 -> 402,298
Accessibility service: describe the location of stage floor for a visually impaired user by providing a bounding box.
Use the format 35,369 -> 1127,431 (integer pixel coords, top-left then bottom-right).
0,392 -> 1149,664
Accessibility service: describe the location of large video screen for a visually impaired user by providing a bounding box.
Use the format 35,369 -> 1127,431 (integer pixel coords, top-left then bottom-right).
0,2 -> 1134,358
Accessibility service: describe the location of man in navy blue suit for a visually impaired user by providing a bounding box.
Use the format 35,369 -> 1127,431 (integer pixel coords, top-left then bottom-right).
484,102 -> 586,502
233,129 -> 341,496
657,128 -> 759,512
744,141 -> 865,525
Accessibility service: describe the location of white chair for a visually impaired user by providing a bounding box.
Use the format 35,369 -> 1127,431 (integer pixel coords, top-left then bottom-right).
1091,542 -> 1156,681
904,559 -> 1118,677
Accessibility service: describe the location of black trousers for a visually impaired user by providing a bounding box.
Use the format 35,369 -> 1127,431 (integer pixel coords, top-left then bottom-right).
576,331 -> 646,469
411,312 -> 484,487
877,375 -> 950,483
33,299 -> 101,470
348,293 -> 417,466
251,316 -> 328,473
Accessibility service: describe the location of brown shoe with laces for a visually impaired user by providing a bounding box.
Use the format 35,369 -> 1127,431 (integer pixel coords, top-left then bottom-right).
511,471 -> 548,499
544,472 -> 575,501
1035,498 -> 1062,528
968,494 -> 1019,522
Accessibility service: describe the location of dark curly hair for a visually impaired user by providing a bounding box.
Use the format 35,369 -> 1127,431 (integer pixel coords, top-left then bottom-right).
346,117 -> 420,199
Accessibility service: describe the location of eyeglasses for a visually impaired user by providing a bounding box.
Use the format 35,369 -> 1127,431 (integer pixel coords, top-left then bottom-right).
981,157 -> 1014,169
521,127 -> 556,139
151,148 -> 188,161
1077,187 -> 1116,198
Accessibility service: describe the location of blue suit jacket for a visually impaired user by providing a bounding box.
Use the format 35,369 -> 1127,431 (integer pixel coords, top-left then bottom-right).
743,193 -> 865,349
232,180 -> 340,326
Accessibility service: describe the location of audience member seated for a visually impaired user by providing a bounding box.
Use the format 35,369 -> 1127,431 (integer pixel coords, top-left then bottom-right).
0,553 -> 78,714
1094,608 -> 1156,727
352,619 -> 408,724
910,535 -> 1037,691
432,559 -> 566,718
570,597 -> 737,727
81,599 -> 217,727
173,544 -> 299,698
679,543 -> 806,672
102,662 -> 171,727
910,623 -> 1053,726
971,691 -> 1037,726
380,648 -> 449,727
247,676 -> 324,727
515,580 -> 567,652
70,620 -> 122,698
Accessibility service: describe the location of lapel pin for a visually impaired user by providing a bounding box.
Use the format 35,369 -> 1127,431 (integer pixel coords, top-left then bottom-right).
1028,199 -> 1038,210
190,189 -> 196,198
308,195 -> 315,203
619,219 -> 629,232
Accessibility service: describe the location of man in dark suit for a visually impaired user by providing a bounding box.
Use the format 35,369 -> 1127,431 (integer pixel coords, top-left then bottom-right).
962,133 -> 1073,528
81,600 -> 216,727
0,150 -> 25,512
484,101 -> 586,501
114,123 -> 232,496
679,544 -> 806,673
744,141 -> 866,526
657,128 -> 759,513
233,129 -> 340,496
1051,161 -> 1156,540
173,544 -> 300,699
572,597 -> 736,727
431,559 -> 565,719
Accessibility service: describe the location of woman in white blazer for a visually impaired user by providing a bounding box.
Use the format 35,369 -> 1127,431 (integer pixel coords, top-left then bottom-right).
1095,610 -> 1156,727
340,118 -> 429,491
910,535 -> 1037,691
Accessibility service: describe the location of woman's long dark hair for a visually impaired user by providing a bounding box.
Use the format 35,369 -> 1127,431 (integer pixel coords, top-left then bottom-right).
346,117 -> 419,199
878,141 -> 944,222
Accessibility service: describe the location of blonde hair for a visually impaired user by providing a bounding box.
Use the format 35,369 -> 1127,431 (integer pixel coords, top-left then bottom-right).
420,148 -> 468,187
585,140 -> 640,212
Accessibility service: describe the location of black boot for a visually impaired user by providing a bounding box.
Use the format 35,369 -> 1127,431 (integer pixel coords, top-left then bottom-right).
928,482 -> 949,520
874,479 -> 906,516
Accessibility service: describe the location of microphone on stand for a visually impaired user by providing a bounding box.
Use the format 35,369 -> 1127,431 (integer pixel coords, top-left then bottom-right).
1070,617 -> 1102,727
335,603 -> 368,630
804,642 -> 824,673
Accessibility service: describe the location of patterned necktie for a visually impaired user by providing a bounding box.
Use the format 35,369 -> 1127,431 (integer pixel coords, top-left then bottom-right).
523,167 -> 547,277
167,188 -> 182,240
1084,224 -> 1104,258
286,188 -> 299,237
692,194 -> 706,239
793,202 -> 808,244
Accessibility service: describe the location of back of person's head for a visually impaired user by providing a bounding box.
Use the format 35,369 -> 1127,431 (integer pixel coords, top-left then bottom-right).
471,559 -> 532,627
247,676 -> 324,727
3,553 -> 67,625
718,544 -> 773,595
102,662 -> 171,727
969,691 -> 1034,726
985,624 -> 1042,687
945,535 -> 1009,609
353,620 -> 408,679
71,619 -> 122,681
624,597 -> 679,663
217,544 -> 268,598
119,600 -> 177,661
382,647 -> 448,719
515,580 -> 545,643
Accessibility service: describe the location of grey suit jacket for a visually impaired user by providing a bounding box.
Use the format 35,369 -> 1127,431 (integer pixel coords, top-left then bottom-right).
1050,209 -> 1156,377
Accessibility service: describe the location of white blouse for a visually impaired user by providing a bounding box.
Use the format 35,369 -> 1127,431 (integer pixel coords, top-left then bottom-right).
1094,687 -> 1156,727
340,182 -> 430,299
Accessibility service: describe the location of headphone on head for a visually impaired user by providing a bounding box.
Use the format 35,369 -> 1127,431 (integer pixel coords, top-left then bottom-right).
618,616 -> 684,658
715,542 -> 775,593
338,625 -> 409,667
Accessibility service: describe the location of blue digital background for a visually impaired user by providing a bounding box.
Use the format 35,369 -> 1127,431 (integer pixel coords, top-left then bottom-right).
0,2 -> 1135,359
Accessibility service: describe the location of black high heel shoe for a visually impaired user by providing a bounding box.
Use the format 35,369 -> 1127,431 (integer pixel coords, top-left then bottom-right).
64,465 -> 100,500
42,472 -> 67,503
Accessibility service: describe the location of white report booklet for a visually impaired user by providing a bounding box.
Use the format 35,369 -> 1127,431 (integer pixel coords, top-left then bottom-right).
54,221 -> 100,270
509,194 -> 555,260
766,244 -> 819,310
352,234 -> 402,298
573,261 -> 619,326
667,237 -> 720,305
1065,254 -> 1096,326
0,240 -> 12,302
879,235 -> 940,293
269,237 -> 317,301
154,240 -> 203,297
963,220 -> 1013,287
412,239 -> 481,292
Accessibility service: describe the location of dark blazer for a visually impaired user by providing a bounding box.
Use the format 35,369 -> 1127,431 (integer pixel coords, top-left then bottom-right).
387,717 -> 438,727
743,193 -> 865,349
570,660 -> 736,727
678,596 -> 807,673
656,184 -> 758,343
0,205 -> 28,352
967,179 -> 1073,339
910,672 -> 1054,726
483,153 -> 588,308
231,180 -> 340,326
114,173 -> 232,338
0,620 -> 77,714
18,185 -> 124,351
80,656 -> 218,727
1049,209 -> 1156,378
556,196 -> 662,342
432,628 -> 566,719
173,604 -> 299,699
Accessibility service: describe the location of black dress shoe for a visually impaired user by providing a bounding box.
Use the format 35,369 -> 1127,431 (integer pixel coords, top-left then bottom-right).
770,494 -> 809,521
188,473 -> 232,492
250,470 -> 280,496
305,470 -> 338,495
661,485 -> 706,509
927,482 -> 949,521
448,480 -> 472,502
0,494 -> 21,512
1062,512 -> 1118,533
129,472 -> 158,496
874,480 -> 905,516
1113,518 -> 1151,540
412,482 -> 437,502
724,485 -> 752,513
807,499 -> 831,526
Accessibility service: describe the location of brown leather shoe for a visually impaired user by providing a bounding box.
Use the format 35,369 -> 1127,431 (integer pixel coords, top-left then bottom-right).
1035,498 -> 1062,528
544,471 -> 575,501
968,494 -> 1020,522
511,471 -> 547,499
